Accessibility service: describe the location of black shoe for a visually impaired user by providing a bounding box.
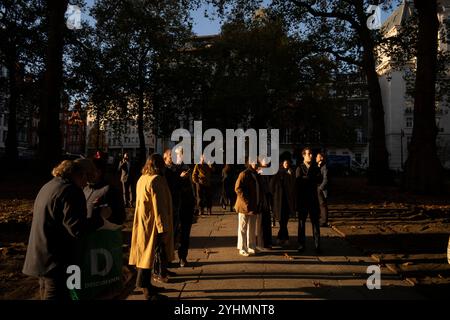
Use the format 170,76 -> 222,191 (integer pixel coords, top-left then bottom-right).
147,285 -> 164,293
166,270 -> 177,277
152,274 -> 169,284
143,287 -> 165,299
180,259 -> 187,268
297,245 -> 305,253
143,291 -> 168,301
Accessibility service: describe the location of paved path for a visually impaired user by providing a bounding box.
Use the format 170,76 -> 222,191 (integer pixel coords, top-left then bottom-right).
126,207 -> 424,300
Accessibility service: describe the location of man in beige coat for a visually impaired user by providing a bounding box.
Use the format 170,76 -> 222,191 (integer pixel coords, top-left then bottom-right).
129,154 -> 174,300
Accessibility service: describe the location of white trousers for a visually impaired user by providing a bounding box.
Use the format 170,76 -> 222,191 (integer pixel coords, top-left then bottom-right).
237,213 -> 257,252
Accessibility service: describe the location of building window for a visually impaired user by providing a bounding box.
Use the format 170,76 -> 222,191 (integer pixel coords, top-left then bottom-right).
3,114 -> 8,126
355,128 -> 363,143
406,118 -> 413,128
355,153 -> 362,164
353,104 -> 362,117
3,131 -> 7,142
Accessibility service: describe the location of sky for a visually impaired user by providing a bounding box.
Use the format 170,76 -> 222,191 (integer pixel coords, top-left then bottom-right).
83,0 -> 395,36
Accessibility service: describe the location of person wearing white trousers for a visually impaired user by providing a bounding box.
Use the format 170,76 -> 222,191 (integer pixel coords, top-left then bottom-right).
234,162 -> 262,257
237,213 -> 258,256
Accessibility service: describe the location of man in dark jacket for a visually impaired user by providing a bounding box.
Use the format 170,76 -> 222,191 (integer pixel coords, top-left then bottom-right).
296,148 -> 321,253
84,157 -> 126,225
173,148 -> 196,267
23,159 -> 104,300
118,153 -> 133,207
316,152 -> 329,227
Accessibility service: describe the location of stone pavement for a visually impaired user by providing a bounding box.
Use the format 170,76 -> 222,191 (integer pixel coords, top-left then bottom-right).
126,207 -> 425,300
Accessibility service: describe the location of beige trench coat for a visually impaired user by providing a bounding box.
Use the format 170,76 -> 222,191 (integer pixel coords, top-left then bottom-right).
129,174 -> 174,269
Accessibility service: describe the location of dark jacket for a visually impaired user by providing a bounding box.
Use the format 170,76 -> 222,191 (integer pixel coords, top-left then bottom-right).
222,166 -> 236,199
118,160 -> 131,183
192,163 -> 212,186
234,168 -> 261,215
23,177 -> 103,277
271,168 -> 296,220
177,164 -> 196,223
84,180 -> 126,225
295,163 -> 320,209
317,163 -> 328,192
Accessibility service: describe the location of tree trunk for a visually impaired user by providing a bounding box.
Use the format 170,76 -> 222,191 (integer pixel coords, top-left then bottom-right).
358,25 -> 392,185
38,0 -> 68,171
5,48 -> 19,162
403,0 -> 443,194
293,0 -> 393,185
351,0 -> 391,185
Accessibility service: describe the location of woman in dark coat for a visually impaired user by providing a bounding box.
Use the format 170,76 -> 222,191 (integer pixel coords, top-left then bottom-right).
22,159 -> 104,300
257,158 -> 273,249
220,164 -> 237,212
270,160 -> 296,246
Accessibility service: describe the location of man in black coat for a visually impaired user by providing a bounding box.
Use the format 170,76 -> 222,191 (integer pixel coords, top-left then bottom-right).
84,158 -> 126,225
22,159 -> 104,300
296,148 -> 321,253
316,152 -> 329,227
163,148 -> 195,268
118,153 -> 133,207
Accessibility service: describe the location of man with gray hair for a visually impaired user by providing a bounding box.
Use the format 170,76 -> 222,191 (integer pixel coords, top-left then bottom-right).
23,159 -> 104,300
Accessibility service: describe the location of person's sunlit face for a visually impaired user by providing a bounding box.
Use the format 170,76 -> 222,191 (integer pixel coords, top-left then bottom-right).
164,150 -> 173,166
316,154 -> 323,164
282,160 -> 290,170
175,148 -> 183,165
303,150 -> 312,163
249,160 -> 258,170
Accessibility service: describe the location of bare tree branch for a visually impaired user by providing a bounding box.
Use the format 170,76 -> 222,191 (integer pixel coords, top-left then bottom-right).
290,0 -> 360,28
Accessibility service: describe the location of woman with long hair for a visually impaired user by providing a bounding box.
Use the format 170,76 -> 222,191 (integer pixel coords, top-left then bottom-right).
129,154 -> 174,300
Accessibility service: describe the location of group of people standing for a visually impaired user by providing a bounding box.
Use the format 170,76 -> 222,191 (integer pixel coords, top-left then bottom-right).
234,147 -> 328,257
22,146 -> 328,300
